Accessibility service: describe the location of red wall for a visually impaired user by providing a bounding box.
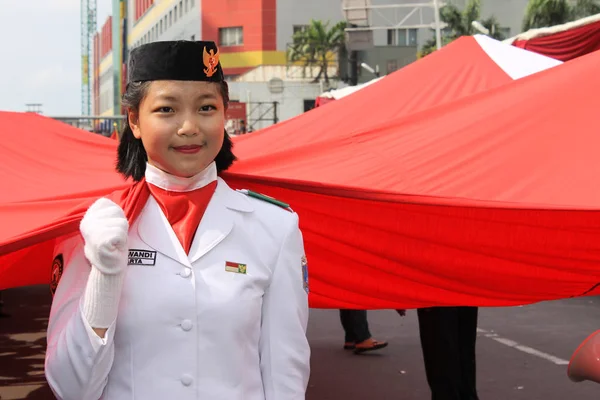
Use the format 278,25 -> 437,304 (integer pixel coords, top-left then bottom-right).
100,17 -> 113,59
201,0 -> 276,53
135,0 -> 154,21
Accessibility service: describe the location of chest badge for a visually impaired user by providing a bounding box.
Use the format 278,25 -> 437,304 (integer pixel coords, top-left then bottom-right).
128,249 -> 157,266
225,261 -> 247,274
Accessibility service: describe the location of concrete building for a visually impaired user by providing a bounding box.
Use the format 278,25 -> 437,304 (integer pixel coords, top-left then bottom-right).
92,0 -> 351,128
128,0 -> 201,49
126,0 -> 344,77
91,0 -> 531,129
92,16 -> 116,133
347,0 -> 530,50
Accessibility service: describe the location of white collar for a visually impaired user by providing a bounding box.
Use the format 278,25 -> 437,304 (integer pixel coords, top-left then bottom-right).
145,162 -> 217,192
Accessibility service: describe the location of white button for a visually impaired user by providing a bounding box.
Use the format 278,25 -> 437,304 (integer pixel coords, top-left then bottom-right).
181,320 -> 193,331
180,269 -> 191,278
181,374 -> 193,386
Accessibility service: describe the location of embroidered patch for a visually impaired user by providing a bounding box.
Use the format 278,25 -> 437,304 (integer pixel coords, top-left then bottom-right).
225,261 -> 247,274
203,46 -> 220,77
50,254 -> 64,296
128,249 -> 157,266
302,255 -> 309,294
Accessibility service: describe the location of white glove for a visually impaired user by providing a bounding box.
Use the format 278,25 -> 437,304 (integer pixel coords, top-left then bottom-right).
80,197 -> 129,275
79,198 -> 130,329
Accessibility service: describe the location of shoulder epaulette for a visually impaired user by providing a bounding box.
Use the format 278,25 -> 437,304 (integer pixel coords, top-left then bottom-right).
237,189 -> 293,212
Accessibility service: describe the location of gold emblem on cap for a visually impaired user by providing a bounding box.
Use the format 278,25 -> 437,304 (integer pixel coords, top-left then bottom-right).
203,47 -> 220,78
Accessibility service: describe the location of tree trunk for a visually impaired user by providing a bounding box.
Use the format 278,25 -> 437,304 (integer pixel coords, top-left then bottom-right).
312,67 -> 323,83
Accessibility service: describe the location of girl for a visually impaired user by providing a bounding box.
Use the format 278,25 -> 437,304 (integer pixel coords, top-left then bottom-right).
45,40 -> 310,400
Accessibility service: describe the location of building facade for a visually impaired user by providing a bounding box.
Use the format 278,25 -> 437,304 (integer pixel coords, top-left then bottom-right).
91,0 -> 531,127
92,0 -> 348,119
126,0 -> 344,77
127,0 -> 200,49
91,16 -> 117,133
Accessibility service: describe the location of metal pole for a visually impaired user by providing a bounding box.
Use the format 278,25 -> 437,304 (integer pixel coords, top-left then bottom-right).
433,0 -> 442,50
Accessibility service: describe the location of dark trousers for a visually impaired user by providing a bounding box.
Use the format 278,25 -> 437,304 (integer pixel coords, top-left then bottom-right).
417,306 -> 479,400
339,309 -> 372,343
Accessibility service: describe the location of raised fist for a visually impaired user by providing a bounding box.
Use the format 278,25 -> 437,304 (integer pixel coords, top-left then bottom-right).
80,197 -> 129,275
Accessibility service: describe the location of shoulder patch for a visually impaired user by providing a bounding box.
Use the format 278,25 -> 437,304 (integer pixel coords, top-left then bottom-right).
237,189 -> 293,212
50,254 -> 64,296
302,255 -> 309,294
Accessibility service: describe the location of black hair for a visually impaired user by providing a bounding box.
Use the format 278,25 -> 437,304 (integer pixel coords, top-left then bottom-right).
116,80 -> 237,182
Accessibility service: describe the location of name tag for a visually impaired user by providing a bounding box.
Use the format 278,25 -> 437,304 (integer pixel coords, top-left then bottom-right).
128,249 -> 157,266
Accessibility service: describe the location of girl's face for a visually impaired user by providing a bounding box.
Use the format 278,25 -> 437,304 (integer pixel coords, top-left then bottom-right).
129,80 -> 225,178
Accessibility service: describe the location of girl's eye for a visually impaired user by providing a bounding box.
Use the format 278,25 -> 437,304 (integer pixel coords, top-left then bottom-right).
155,106 -> 174,113
200,105 -> 216,112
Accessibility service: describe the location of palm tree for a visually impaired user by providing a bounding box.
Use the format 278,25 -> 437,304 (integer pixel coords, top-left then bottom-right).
522,0 -> 572,30
522,0 -> 600,31
419,0 -> 504,58
287,19 -> 347,83
573,0 -> 600,17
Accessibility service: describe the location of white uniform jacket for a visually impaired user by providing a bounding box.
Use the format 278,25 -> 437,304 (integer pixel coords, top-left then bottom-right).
45,177 -> 311,400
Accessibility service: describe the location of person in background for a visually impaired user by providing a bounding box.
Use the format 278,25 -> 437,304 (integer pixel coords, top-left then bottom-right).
340,309 -> 389,354
417,306 -> 480,400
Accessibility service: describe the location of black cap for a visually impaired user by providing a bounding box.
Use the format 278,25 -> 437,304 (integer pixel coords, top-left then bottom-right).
127,40 -> 223,85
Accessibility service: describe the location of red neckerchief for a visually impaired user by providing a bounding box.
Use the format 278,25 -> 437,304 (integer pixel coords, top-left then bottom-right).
108,177 -> 217,255
147,181 -> 217,254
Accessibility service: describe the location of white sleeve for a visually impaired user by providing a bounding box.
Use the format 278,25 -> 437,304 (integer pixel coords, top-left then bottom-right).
259,213 -> 311,400
44,233 -> 117,400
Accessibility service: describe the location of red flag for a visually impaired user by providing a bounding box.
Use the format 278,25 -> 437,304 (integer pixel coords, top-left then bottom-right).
3,38 -> 598,310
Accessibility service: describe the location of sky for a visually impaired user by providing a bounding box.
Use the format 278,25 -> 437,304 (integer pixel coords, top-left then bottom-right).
0,0 -> 112,116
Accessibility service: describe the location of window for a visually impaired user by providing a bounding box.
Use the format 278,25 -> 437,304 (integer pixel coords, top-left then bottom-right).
190,0 -> 194,8
219,27 -> 243,46
169,11 -> 172,26
303,99 -> 315,112
174,6 -> 178,22
160,20 -> 163,34
292,25 -> 308,44
164,16 -> 167,29
387,28 -> 417,46
293,25 -> 308,35
185,0 -> 189,12
179,1 -> 183,17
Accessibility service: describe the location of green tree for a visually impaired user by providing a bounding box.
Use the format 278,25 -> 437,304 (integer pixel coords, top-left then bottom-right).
419,0 -> 504,58
287,19 -> 347,83
573,0 -> 600,18
522,0 -> 600,31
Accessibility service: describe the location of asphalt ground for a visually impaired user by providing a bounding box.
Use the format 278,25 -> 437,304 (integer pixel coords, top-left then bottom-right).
1,286 -> 599,399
